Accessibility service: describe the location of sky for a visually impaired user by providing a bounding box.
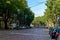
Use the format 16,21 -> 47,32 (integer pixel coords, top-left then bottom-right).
26,0 -> 47,17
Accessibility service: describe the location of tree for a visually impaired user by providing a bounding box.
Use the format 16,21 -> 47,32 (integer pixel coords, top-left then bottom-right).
32,16 -> 46,26
17,8 -> 34,26
32,0 -> 60,27
44,0 -> 60,26
0,0 -> 28,29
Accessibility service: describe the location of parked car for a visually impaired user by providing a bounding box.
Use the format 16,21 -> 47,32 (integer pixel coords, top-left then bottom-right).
15,25 -> 32,30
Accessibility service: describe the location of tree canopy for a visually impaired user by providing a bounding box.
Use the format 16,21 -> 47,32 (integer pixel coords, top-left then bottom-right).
32,0 -> 60,27
0,0 -> 34,29
17,8 -> 34,26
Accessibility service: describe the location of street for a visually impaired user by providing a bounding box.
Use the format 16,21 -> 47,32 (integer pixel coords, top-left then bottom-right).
0,0 -> 60,40
0,28 -> 53,40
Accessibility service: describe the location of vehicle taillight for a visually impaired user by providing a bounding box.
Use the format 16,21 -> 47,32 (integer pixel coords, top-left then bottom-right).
56,33 -> 60,36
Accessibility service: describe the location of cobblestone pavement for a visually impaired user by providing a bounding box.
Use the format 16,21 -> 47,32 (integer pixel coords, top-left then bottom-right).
0,28 -> 53,40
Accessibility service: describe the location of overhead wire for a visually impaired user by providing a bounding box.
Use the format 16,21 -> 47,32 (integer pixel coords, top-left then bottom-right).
28,1 -> 46,8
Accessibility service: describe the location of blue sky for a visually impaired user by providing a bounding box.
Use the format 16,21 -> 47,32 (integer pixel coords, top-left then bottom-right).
26,0 -> 47,17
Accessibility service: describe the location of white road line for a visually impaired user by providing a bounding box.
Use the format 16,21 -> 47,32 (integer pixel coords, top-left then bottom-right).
10,32 -> 49,37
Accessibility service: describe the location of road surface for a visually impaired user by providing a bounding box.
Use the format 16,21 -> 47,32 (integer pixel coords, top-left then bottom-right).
0,28 -> 53,40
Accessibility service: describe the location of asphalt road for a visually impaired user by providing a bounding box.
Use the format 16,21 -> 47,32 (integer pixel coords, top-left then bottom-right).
0,28 -> 53,40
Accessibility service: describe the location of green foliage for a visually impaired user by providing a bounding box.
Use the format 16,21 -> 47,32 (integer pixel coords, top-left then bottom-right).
44,0 -> 60,26
17,8 -> 34,26
32,0 -> 60,26
0,0 -> 28,17
32,16 -> 45,26
0,0 -> 32,29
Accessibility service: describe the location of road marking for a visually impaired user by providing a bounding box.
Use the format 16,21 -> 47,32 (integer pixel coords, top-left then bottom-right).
10,32 -> 50,37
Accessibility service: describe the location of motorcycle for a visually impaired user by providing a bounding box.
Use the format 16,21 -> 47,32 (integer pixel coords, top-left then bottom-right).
50,31 -> 59,40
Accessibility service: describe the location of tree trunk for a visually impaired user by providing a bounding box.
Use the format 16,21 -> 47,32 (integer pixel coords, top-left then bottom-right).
4,19 -> 8,29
